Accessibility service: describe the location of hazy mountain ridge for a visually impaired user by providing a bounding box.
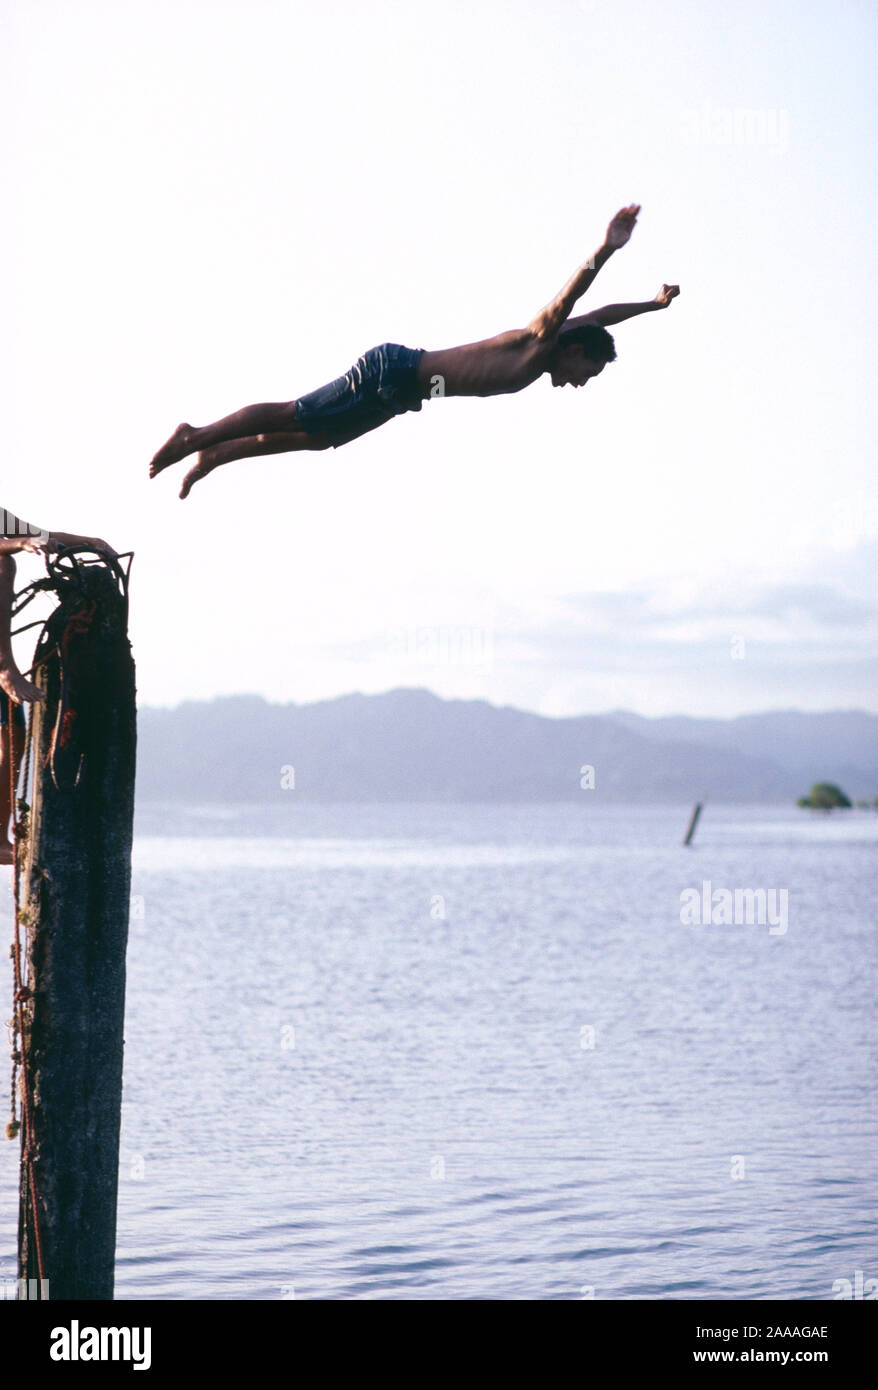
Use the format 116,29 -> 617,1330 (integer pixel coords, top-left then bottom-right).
134,689 -> 878,803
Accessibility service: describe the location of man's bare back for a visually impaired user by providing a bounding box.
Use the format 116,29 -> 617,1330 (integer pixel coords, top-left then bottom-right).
416,329 -> 548,399
149,204 -> 680,498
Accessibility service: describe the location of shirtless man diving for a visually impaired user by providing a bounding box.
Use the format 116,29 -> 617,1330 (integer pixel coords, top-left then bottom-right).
150,204 -> 680,499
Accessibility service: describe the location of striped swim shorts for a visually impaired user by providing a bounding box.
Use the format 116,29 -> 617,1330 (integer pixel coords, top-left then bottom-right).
293,342 -> 426,441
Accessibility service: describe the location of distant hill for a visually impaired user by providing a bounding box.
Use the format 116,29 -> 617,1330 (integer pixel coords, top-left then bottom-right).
134,689 -> 878,803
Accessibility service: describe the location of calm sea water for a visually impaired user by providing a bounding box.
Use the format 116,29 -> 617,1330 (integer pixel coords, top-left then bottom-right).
2,802 -> 876,1301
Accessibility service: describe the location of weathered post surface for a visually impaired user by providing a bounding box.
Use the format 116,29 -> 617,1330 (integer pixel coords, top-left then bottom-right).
17,558 -> 136,1300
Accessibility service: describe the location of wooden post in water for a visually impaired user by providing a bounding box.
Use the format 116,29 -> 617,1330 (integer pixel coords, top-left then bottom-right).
683,801 -> 703,847
16,556 -> 136,1300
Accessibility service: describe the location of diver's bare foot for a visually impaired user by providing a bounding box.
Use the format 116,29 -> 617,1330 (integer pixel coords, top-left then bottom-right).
0,662 -> 44,705
150,423 -> 197,478
180,448 -> 224,499
0,843 -> 13,867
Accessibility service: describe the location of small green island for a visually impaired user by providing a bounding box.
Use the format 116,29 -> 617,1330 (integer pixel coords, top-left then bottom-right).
797,782 -> 853,809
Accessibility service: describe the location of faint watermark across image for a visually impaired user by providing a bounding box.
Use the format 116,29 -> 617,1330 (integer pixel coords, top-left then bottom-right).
2,1278 -> 50,1300
387,624 -> 495,670
0,510 -> 49,545
832,1270 -> 878,1299
680,880 -> 789,934
680,103 -> 790,153
830,495 -> 878,549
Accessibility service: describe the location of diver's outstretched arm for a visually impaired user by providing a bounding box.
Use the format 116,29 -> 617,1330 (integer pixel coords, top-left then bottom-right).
527,205 -> 641,343
564,283 -> 681,331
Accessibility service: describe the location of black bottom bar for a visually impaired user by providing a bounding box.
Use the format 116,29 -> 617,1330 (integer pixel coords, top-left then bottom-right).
1,1297 -> 873,1375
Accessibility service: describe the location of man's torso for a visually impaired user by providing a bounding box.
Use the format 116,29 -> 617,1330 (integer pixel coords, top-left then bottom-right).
288,331 -> 554,447
416,329 -> 551,399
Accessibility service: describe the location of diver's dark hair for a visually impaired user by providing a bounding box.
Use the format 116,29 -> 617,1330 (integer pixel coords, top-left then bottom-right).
555,322 -> 616,361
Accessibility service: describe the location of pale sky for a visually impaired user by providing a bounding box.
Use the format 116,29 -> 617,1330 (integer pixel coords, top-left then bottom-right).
2,0 -> 875,717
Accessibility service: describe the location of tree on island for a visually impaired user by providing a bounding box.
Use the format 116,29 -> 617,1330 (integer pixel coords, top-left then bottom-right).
796,782 -> 852,809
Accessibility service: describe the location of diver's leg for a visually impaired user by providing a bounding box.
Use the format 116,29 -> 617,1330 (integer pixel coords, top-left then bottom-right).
177,408 -> 394,498
150,401 -> 300,477
178,429 -> 332,498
